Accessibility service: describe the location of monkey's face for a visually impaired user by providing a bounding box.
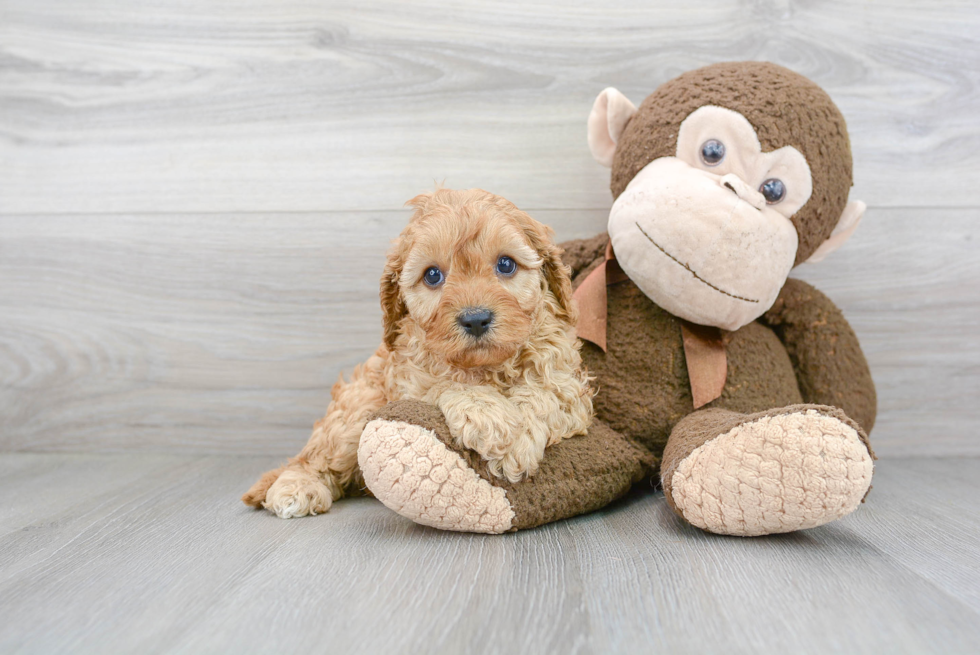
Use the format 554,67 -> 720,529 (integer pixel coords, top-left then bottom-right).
608,106 -> 813,331
587,63 -> 866,332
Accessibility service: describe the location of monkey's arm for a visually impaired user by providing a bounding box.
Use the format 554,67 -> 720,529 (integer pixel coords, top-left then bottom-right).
761,278 -> 877,432
558,232 -> 609,280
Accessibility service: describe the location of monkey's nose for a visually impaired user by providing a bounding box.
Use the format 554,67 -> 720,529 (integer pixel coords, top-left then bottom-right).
720,173 -> 766,210
457,308 -> 494,338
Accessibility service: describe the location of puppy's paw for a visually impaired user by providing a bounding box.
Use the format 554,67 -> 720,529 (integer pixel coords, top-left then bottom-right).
242,466 -> 284,507
485,438 -> 547,483
439,387 -> 544,483
263,469 -> 333,519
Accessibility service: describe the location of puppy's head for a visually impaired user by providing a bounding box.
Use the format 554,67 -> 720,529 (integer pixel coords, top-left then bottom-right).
381,189 -> 574,369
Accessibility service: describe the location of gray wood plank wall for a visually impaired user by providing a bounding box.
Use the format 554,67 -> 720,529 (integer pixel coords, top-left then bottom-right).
2,1 -> 979,457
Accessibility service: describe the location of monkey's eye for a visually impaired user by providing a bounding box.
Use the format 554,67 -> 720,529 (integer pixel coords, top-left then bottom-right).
700,139 -> 726,166
759,178 -> 786,204
423,266 -> 444,287
495,256 -> 517,276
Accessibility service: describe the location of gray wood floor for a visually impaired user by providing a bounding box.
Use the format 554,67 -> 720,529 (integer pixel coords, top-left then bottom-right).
0,454 -> 977,654
3,1 -> 980,652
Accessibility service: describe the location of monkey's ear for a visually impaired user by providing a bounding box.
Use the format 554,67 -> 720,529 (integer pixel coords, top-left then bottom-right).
806,200 -> 866,264
588,88 -> 637,168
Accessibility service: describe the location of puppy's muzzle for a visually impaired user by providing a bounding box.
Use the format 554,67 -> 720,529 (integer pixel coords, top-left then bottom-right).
457,308 -> 494,338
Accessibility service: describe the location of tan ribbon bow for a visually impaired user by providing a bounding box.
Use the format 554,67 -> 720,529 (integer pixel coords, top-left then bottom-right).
572,240 -> 728,409
572,240 -> 625,351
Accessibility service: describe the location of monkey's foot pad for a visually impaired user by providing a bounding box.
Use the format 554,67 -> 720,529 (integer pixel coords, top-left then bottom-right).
359,419 -> 516,534
669,409 -> 874,537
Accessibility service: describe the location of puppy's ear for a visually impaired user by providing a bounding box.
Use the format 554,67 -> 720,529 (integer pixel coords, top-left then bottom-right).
380,237 -> 409,350
519,216 -> 576,324
380,191 -> 437,349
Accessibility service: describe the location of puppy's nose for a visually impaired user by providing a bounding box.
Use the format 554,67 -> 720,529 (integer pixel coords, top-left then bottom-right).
457,308 -> 494,338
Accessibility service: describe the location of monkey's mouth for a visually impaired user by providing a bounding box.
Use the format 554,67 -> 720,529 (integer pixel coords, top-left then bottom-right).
634,222 -> 760,304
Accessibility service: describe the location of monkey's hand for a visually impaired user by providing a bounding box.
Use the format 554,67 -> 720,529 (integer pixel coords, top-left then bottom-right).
762,277 -> 877,433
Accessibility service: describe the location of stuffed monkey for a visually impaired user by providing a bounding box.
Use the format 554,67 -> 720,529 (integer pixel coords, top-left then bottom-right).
358,62 -> 877,536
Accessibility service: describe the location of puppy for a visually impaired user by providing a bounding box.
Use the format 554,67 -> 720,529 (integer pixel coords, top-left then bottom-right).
243,188 -> 593,519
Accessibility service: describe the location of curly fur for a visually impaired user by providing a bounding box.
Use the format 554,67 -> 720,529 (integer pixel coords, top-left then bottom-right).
243,188 -> 594,518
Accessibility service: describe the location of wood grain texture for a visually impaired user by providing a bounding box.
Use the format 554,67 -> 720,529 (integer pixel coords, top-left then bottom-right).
1,0 -> 979,215
2,208 -> 977,456
2,4 -> 977,651
1,2 -> 979,456
0,452 -> 977,653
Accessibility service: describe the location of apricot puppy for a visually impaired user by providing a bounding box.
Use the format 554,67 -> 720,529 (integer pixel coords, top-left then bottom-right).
243,189 -> 593,519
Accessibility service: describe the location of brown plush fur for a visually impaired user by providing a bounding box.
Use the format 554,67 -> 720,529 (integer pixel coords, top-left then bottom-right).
243,189 -> 593,518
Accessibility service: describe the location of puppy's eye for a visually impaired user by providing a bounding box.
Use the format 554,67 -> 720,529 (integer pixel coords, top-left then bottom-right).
423,266 -> 444,287
495,256 -> 517,276
759,178 -> 786,204
700,139 -> 725,166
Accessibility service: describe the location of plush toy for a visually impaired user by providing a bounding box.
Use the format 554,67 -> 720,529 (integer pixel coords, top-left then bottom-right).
358,61 -> 877,536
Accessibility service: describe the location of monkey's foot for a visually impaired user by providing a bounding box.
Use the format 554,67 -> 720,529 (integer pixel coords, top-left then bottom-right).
358,400 -> 652,533
662,405 -> 874,537
360,418 -> 514,534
